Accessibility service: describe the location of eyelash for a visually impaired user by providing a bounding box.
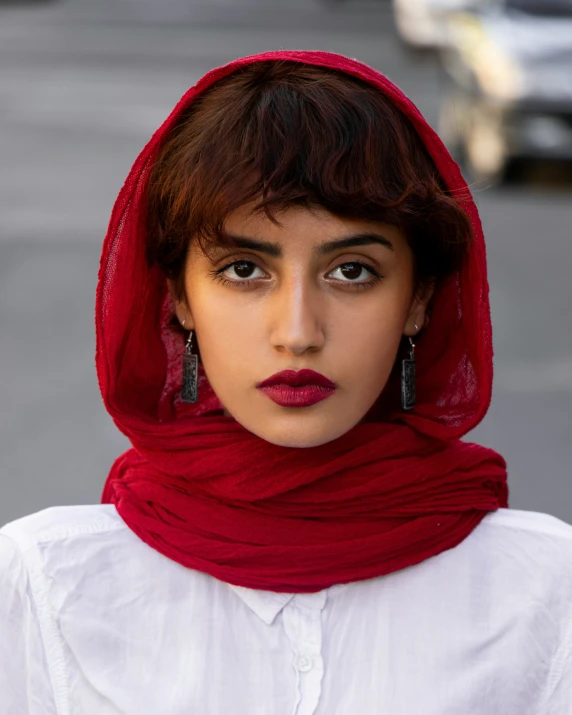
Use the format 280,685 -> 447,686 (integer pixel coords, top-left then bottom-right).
209,260 -> 383,291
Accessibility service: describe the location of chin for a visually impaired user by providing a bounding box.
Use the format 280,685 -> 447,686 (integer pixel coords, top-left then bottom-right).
261,433 -> 334,449
238,411 -> 357,449
219,389 -> 367,448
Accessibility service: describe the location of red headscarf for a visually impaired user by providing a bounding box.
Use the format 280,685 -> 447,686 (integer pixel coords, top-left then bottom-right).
100,50 -> 508,593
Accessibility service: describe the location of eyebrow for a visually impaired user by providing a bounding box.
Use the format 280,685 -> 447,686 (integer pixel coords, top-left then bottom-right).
221,232 -> 394,257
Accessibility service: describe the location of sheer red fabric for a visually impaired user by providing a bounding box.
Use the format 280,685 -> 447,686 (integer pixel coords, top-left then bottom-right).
99,50 -> 508,593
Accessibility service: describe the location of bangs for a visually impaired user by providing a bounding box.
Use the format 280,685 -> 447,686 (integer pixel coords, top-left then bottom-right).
146,61 -> 472,293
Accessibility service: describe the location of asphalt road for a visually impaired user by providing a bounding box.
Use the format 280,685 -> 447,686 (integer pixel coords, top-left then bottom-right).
1,0 -> 571,526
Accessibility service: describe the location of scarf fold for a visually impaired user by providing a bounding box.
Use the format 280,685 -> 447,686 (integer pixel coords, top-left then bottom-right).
99,50 -> 508,593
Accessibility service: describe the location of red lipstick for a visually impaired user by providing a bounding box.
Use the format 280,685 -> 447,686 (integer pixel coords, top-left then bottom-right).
257,369 -> 336,408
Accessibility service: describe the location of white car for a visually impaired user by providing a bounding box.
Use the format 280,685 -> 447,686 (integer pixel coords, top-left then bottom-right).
393,0 -> 480,48
439,0 -> 572,183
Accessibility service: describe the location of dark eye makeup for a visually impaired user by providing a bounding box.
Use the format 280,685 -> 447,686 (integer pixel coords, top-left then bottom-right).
208,258 -> 384,290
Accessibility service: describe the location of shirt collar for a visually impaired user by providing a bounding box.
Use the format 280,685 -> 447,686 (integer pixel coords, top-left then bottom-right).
227,583 -> 295,625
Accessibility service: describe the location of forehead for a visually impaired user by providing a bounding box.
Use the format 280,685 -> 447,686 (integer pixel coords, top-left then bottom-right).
221,203 -> 407,254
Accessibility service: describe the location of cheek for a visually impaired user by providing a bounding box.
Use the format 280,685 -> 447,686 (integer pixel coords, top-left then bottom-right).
332,284 -> 412,377
187,285 -> 262,380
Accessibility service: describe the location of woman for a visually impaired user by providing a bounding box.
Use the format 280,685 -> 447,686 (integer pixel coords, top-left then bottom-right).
1,51 -> 571,714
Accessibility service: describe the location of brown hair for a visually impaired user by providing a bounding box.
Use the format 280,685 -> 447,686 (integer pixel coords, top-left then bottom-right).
146,61 -> 472,298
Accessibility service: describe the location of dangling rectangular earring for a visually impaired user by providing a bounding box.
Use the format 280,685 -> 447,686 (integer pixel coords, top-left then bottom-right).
401,337 -> 416,411
181,329 -> 199,403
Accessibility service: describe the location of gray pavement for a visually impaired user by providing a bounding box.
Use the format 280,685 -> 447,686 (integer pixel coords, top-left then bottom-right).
1,0 -> 571,525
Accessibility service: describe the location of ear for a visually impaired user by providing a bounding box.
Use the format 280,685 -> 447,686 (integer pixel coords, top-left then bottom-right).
166,278 -> 195,331
404,279 -> 435,337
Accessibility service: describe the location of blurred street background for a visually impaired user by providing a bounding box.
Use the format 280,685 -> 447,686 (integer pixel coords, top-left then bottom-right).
1,0 -> 571,525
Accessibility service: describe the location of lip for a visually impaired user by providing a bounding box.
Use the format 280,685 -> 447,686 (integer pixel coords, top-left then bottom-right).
257,369 -> 336,408
258,369 -> 336,389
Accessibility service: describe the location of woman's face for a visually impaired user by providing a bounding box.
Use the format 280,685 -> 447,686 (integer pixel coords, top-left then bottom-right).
173,204 -> 433,448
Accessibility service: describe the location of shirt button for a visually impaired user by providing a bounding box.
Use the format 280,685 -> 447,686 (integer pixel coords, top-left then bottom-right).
296,655 -> 313,672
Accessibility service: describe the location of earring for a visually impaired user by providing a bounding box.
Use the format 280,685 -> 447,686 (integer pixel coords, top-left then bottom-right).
181,321 -> 198,403
401,324 -> 418,411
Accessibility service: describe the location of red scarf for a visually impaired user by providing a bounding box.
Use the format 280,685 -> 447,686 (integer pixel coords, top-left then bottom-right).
99,51 -> 508,593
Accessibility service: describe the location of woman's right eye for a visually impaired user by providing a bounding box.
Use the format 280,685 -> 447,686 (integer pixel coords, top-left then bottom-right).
220,260 -> 265,281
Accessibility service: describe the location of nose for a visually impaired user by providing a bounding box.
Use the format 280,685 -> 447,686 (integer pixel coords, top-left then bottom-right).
269,274 -> 325,356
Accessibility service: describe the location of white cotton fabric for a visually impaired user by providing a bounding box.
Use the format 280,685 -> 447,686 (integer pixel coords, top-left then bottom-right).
1,504 -> 571,715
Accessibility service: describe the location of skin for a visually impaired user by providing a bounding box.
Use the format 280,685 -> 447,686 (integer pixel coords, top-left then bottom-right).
171,204 -> 434,448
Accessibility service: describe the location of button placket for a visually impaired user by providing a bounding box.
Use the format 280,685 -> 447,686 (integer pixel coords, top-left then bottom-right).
283,591 -> 326,715
295,654 -> 313,673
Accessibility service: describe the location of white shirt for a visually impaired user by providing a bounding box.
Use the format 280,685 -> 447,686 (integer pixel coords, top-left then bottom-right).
1,504 -> 571,715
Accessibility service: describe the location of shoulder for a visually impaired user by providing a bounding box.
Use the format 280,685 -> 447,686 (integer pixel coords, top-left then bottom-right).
477,507 -> 572,557
481,507 -> 572,538
0,505 -> 135,593
451,507 -> 572,604
397,507 -> 572,613
1,503 -> 126,550
0,504 -> 192,609
471,509 -> 572,705
0,511 -> 71,715
467,507 -> 572,570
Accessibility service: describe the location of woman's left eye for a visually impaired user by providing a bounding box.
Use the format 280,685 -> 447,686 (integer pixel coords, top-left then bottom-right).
328,262 -> 379,283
